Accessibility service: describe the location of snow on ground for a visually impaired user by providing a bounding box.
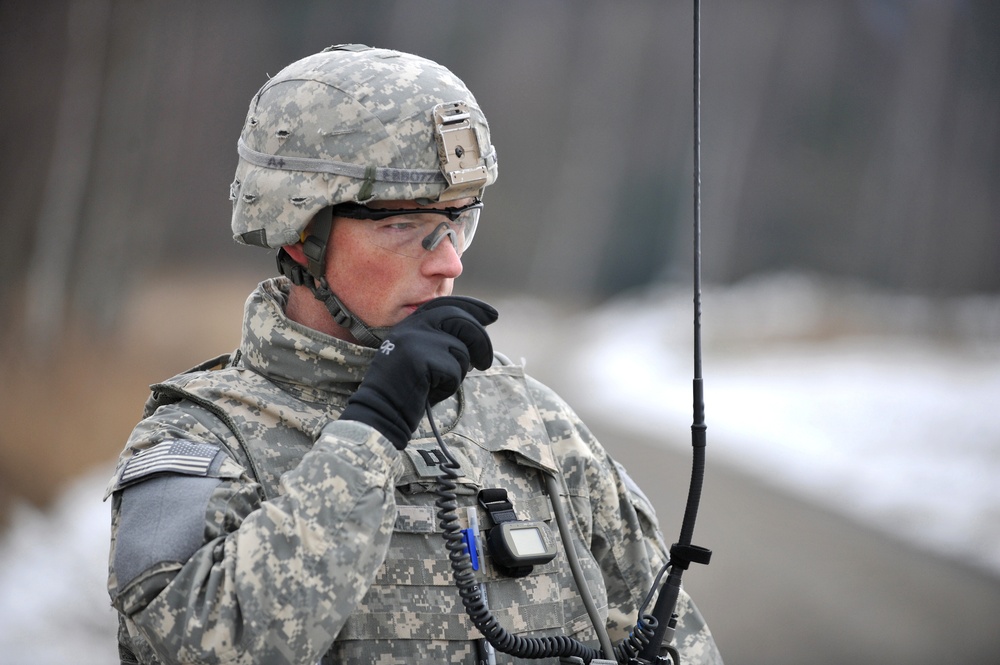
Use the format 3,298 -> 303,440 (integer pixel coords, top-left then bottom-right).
1,272 -> 998,662
565,273 -> 1000,577
0,464 -> 118,663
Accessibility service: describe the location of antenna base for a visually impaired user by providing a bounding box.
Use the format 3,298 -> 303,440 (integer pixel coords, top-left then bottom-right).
669,543 -> 713,570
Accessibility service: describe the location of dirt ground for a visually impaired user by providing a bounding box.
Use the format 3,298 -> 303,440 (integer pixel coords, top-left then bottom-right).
0,273 -> 248,519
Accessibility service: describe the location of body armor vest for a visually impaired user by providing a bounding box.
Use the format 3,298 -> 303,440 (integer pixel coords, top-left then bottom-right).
144,357 -> 607,663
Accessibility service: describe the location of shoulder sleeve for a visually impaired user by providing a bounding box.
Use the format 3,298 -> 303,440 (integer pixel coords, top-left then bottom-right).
108,404 -> 405,665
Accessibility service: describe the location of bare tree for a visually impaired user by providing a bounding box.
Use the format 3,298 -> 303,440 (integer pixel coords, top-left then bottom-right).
22,0 -> 111,355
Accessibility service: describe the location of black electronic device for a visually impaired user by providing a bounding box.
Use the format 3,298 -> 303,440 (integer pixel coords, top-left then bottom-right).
477,488 -> 557,577
486,520 -> 557,570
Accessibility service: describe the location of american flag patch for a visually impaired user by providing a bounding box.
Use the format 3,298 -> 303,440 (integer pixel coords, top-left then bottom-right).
120,441 -> 219,484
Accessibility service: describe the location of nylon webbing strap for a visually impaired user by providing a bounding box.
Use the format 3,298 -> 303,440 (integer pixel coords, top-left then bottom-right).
311,281 -> 386,348
237,138 -> 496,185
478,488 -> 518,526
302,208 -> 333,278
238,137 -> 492,184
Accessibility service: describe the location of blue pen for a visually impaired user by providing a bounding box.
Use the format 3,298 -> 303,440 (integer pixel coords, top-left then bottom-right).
466,507 -> 496,665
462,518 -> 480,571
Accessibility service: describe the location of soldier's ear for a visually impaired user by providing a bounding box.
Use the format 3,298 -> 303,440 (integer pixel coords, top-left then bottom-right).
282,242 -> 308,266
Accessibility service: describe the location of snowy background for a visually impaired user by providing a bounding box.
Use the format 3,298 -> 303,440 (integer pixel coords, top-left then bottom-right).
569,273 -> 1000,577
1,273 -> 998,663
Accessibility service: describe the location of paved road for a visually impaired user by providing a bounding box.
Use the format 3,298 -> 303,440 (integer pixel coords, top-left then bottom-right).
583,413 -> 1000,665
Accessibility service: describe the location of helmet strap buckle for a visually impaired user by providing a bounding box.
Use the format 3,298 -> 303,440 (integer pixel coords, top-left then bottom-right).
276,248 -> 313,287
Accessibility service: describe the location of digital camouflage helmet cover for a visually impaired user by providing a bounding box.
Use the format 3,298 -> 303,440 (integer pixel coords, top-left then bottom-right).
230,44 -> 498,250
228,44 -> 498,345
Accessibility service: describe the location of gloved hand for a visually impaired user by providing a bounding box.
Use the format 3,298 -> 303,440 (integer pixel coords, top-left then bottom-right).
339,296 -> 498,450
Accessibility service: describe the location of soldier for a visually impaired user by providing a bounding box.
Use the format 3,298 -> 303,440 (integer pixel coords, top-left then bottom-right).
105,45 -> 723,665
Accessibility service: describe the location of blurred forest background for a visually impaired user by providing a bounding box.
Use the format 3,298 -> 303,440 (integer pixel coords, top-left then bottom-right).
1,0 -> 998,521
2,2 -> 1000,663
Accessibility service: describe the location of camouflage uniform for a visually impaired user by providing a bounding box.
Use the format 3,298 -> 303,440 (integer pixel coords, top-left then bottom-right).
106,277 -> 722,664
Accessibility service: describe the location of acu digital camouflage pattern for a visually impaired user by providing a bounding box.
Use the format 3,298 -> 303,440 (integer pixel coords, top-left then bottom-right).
106,278 -> 722,664
230,44 -> 498,250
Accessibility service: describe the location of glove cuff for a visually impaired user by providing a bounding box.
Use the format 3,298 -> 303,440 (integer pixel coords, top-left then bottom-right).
340,400 -> 412,451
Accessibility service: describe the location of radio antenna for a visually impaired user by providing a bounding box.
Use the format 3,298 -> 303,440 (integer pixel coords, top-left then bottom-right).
638,0 -> 714,660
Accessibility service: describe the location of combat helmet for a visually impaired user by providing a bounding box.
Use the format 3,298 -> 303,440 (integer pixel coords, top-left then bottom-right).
229,44 -> 498,345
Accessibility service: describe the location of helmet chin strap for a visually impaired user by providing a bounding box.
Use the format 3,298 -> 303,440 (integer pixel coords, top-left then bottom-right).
275,208 -> 390,348
309,276 -> 390,348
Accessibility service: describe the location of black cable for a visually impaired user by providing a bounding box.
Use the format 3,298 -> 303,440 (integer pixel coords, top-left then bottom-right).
426,403 -> 658,664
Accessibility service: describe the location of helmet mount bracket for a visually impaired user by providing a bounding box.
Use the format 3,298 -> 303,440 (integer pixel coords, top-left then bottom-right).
433,101 -> 490,201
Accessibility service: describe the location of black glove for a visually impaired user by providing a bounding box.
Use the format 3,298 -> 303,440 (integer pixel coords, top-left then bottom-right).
339,296 -> 498,450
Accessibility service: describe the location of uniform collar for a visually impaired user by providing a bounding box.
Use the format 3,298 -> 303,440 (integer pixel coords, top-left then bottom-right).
239,277 -> 375,401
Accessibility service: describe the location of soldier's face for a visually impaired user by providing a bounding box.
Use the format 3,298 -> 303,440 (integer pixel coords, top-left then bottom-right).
323,198 -> 470,329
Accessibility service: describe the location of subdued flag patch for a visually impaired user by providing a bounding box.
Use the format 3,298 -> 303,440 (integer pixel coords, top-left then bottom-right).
120,440 -> 219,484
